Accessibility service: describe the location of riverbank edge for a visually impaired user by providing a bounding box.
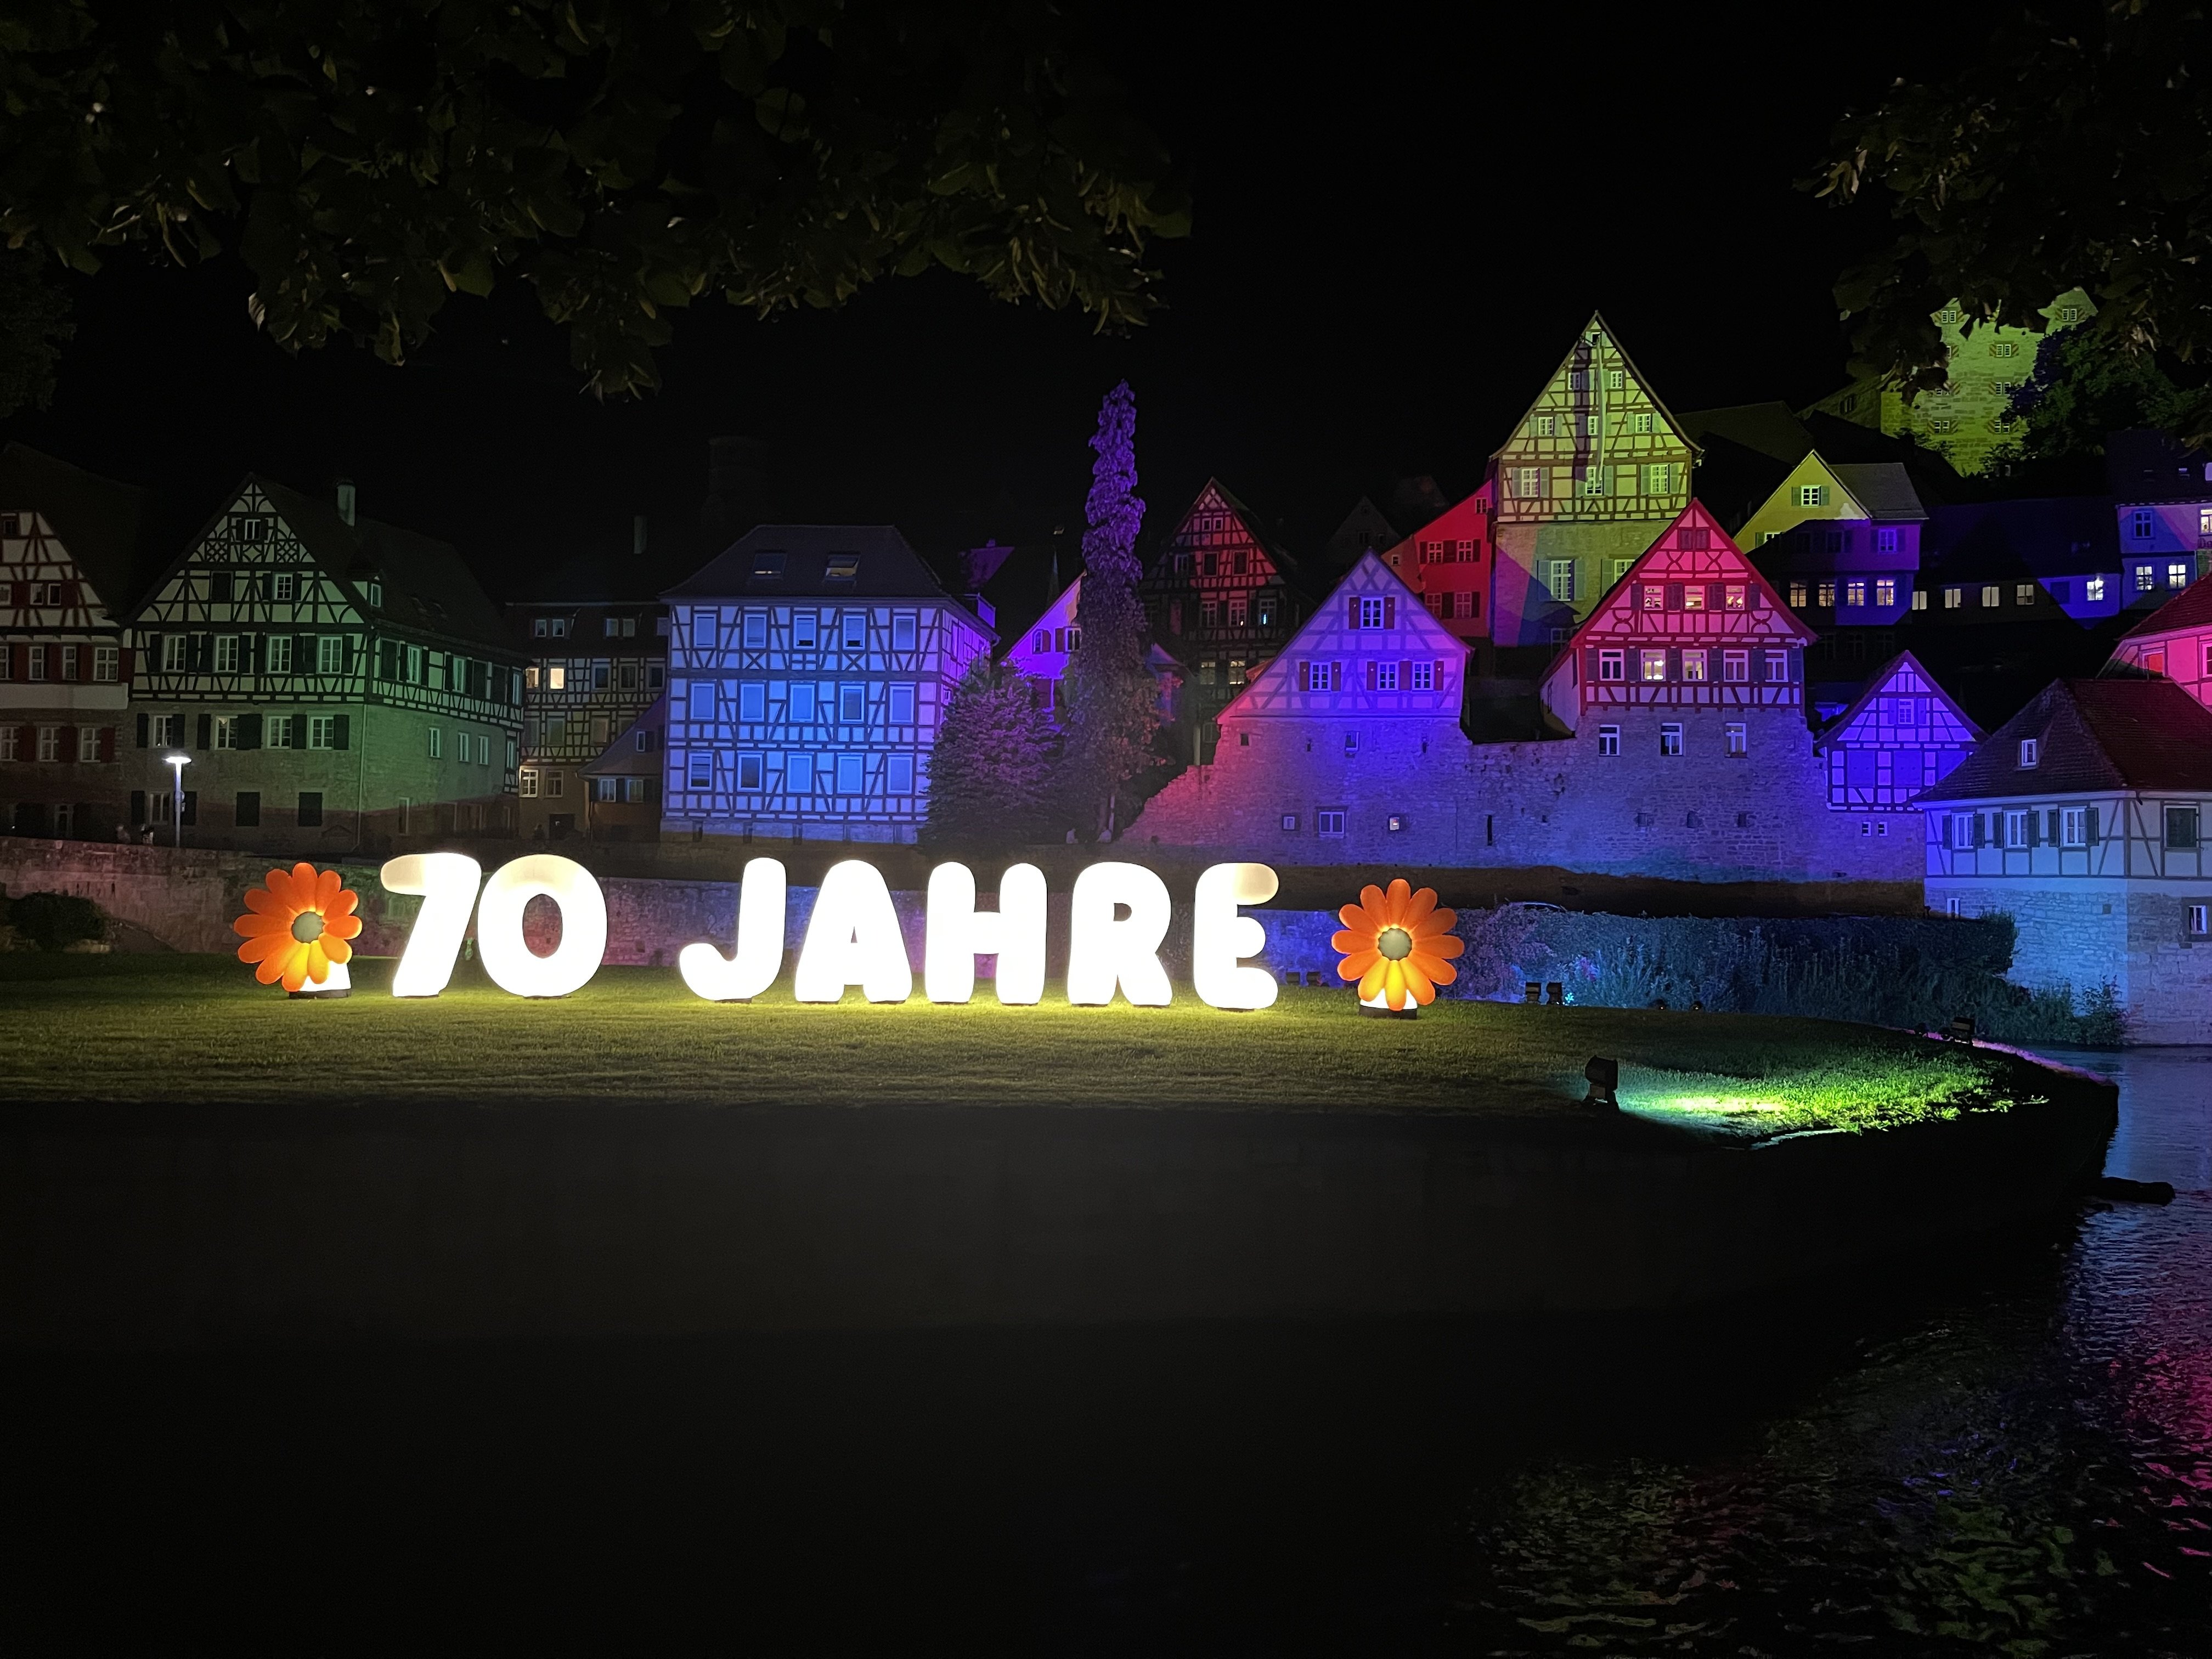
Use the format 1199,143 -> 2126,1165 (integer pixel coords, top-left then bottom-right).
0,1075 -> 2116,1351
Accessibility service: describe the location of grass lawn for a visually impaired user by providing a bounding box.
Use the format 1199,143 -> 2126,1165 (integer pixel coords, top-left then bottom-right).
0,953 -> 2068,1139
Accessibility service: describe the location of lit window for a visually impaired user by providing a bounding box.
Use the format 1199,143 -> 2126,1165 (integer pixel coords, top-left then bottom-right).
1981,584 -> 2002,608
2019,737 -> 2038,768
1722,650 -> 1748,682
1228,658 -> 1247,685
2136,565 -> 2158,592
1818,582 -> 1837,608
1723,585 -> 1746,611
1726,722 -> 1747,757
1598,649 -> 1625,682
1681,650 -> 1708,682
2170,562 -> 2192,589
1912,589 -> 1928,610
1846,581 -> 1867,608
1640,650 -> 1668,682
1944,587 -> 1962,609
1642,584 -> 1664,611
547,665 -> 566,691
2086,576 -> 2106,602
1790,582 -> 1808,607
1598,725 -> 1620,756
1659,723 -> 1683,757
1876,579 -> 1897,607
2017,583 -> 2037,606
1682,585 -> 1706,612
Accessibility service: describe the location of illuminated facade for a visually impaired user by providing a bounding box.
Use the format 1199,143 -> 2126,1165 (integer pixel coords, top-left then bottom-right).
0,445 -> 155,839
126,477 -> 525,854
1814,652 -> 1979,814
1004,573 -> 1084,719
1139,479 -> 1311,749
2107,575 -> 2212,708
1807,290 -> 2095,476
1490,314 -> 1697,646
1379,483 -> 1493,644
509,596 -> 668,841
1920,677 -> 2212,1041
660,525 -> 993,843
1737,456 -> 1926,628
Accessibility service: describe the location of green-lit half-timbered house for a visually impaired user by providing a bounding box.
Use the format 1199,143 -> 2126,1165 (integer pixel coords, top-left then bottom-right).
126,478 -> 526,854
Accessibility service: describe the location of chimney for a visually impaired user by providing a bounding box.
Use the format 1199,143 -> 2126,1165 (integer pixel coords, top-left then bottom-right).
336,479 -> 357,527
633,514 -> 648,558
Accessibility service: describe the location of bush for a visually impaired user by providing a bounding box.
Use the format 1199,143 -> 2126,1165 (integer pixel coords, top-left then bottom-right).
9,890 -> 106,952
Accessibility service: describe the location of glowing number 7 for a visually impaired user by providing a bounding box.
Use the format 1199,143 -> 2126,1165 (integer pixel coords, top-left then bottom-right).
379,853 -> 483,997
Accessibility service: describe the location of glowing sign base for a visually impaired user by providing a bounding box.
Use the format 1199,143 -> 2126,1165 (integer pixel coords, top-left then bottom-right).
1358,990 -> 1417,1019
287,960 -> 353,1000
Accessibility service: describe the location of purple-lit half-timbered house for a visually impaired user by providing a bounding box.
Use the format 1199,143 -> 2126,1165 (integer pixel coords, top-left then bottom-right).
1815,651 -> 1979,817
659,526 -> 993,843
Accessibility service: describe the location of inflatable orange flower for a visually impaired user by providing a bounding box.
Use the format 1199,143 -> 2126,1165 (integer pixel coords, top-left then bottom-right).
1333,878 -> 1463,1011
233,863 -> 363,992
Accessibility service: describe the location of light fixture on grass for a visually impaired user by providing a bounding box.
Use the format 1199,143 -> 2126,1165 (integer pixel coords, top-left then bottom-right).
1584,1056 -> 1620,1110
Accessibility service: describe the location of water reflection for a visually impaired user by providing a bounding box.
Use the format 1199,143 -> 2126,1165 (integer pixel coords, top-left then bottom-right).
4,1057 -> 2207,1651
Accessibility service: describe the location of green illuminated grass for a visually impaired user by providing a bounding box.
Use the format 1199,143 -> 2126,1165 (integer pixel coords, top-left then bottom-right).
0,954 -> 2061,1139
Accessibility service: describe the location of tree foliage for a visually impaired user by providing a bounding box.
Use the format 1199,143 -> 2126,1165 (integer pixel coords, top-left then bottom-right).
1060,378 -> 1158,839
0,246 -> 74,417
0,0 -> 1187,396
1996,325 -> 2212,467
922,654 -> 1054,850
1816,1 -> 2212,428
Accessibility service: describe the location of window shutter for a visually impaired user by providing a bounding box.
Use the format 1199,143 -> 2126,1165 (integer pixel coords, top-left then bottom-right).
189,633 -> 209,672
2028,810 -> 2041,846
135,713 -> 149,748
297,634 -> 312,673
1346,596 -> 1359,628
2086,805 -> 2101,844
1365,659 -> 1378,690
58,726 -> 77,763
120,646 -> 133,681
239,713 -> 262,751
2046,809 -> 2059,843
97,727 -> 116,763
1383,595 -> 1396,628
196,713 -> 212,750
129,790 -> 145,825
332,713 -> 351,751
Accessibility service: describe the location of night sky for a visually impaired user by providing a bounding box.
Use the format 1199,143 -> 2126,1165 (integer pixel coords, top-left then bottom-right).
0,1 -> 2013,595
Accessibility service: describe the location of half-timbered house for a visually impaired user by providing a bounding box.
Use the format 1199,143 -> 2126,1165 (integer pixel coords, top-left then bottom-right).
1814,652 -> 1979,822
659,524 -> 993,843
1489,314 -> 1698,647
1139,479 -> 1313,755
1130,551 -> 1470,860
1005,574 -> 1084,720
1918,677 -> 2212,1041
580,692 -> 667,843
1380,483 -> 1493,646
1737,456 -> 1927,628
2108,573 -> 2212,708
126,478 -> 526,853
0,445 -> 165,839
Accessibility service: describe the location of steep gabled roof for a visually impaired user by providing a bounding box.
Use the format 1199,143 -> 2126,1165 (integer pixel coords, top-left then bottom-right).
0,443 -> 170,613
1830,462 -> 1927,521
2121,572 -> 2212,641
583,693 -> 667,778
1813,651 -> 1982,752
1490,311 -> 1702,464
1677,402 -> 1813,465
664,523 -> 969,607
1917,678 -> 2212,800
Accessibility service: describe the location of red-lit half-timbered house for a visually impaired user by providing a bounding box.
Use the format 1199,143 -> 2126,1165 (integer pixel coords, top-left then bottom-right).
1814,652 -> 1979,832
0,445 -> 160,839
1380,482 -> 1493,646
2107,573 -> 2212,709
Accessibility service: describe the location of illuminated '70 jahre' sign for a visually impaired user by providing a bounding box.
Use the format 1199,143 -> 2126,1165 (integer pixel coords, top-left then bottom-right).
379,854 -> 1284,1011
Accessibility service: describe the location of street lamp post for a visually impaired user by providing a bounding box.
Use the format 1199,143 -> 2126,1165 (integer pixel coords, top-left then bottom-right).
165,754 -> 189,848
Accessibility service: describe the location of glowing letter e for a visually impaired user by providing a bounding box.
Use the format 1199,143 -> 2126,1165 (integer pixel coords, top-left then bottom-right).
477,854 -> 608,998
925,862 -> 1047,1005
1192,862 -> 1279,1011
794,860 -> 912,1003
380,853 -> 483,997
1066,862 -> 1173,1007
679,858 -> 787,1001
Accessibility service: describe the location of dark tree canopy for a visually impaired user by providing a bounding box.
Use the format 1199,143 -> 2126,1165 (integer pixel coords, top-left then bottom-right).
0,0 -> 1187,395
0,247 -> 74,417
1818,1 -> 2212,416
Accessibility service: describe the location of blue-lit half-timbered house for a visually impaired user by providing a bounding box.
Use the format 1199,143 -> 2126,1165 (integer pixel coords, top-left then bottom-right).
1918,677 -> 2212,1041
1815,651 -> 1980,819
659,526 -> 993,843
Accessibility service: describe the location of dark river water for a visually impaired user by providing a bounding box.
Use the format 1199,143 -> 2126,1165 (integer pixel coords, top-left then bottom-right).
7,1055 -> 2208,1654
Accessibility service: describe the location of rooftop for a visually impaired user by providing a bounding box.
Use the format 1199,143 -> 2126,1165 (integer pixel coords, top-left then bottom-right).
663,524 -> 966,605
1917,677 -> 2212,801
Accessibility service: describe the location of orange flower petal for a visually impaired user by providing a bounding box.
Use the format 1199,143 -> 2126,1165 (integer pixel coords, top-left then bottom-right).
1402,887 -> 1437,929
1330,928 -> 1370,953
1424,905 -> 1458,934
238,935 -> 294,964
1359,884 -> 1386,919
1358,961 -> 1389,1001
1338,947 -> 1380,979
314,867 -> 342,912
328,888 -> 360,918
280,962 -> 308,993
1384,877 -> 1412,912
234,913 -> 291,938
324,936 -> 352,965
1420,934 -> 1465,959
1410,953 -> 1457,986
242,886 -> 285,916
254,949 -> 293,985
323,913 -> 363,941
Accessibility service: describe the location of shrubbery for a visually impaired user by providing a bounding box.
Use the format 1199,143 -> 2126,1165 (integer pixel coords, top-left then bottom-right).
1455,909 -> 2125,1047
8,890 -> 105,952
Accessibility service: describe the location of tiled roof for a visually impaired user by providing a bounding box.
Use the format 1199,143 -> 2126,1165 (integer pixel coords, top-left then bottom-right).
663,523 -> 965,605
2121,573 -> 2212,640
1676,402 -> 1812,466
583,694 -> 666,777
0,443 -> 170,613
1831,462 -> 1926,522
1916,678 -> 2212,800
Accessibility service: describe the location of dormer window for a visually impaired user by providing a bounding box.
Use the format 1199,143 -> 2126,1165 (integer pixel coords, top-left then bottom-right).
752,550 -> 787,580
363,577 -> 383,609
2019,737 -> 2039,768
825,554 -> 860,585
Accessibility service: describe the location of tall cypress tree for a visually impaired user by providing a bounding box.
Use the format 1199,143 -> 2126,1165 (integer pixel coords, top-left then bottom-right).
1063,381 -> 1161,839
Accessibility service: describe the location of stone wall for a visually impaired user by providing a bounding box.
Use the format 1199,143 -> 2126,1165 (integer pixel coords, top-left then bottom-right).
1133,706 -> 1922,885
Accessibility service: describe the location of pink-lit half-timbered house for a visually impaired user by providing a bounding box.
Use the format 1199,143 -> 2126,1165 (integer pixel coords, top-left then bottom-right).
2107,574 -> 2212,709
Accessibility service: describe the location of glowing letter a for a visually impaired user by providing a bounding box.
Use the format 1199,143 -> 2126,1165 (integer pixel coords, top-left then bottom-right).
679,858 -> 788,1002
794,860 -> 912,1003
1192,862 -> 1279,1011
924,862 -> 1047,1005
1066,862 -> 1173,1007
380,853 -> 483,997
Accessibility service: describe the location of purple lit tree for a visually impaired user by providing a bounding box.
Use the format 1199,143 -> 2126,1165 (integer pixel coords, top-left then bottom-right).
922,658 -> 1055,850
1063,381 -> 1161,839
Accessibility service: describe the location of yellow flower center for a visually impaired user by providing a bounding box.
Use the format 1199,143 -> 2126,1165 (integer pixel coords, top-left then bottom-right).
290,911 -> 326,944
1377,926 -> 1414,961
